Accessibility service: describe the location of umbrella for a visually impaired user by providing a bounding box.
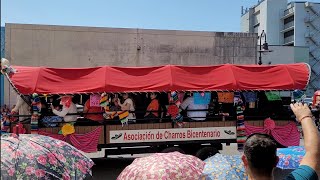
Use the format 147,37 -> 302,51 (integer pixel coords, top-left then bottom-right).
276,146 -> 305,169
1,133 -> 94,180
117,152 -> 205,180
202,154 -> 247,180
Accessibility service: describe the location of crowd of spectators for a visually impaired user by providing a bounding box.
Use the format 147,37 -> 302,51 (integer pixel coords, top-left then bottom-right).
0,104 -> 14,133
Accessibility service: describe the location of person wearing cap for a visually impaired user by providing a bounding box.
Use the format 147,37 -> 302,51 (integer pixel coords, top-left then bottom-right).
242,102 -> 319,180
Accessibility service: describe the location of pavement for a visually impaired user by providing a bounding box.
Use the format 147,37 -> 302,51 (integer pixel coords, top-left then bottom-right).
87,140 -> 304,179
86,143 -> 242,180
90,158 -> 134,180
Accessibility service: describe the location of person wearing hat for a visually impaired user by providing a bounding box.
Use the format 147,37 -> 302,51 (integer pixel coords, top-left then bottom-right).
41,95 -> 78,127
51,95 -> 78,123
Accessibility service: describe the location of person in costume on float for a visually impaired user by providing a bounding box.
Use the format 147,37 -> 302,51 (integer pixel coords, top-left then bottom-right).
52,95 -> 78,122
100,94 -> 120,120
144,92 -> 160,122
110,97 -> 122,112
42,95 -> 78,127
118,93 -> 136,122
83,98 -> 104,123
180,93 -> 209,121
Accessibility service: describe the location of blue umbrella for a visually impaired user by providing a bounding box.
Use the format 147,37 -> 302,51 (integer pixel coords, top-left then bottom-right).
202,154 -> 248,180
277,146 -> 305,169
292,90 -> 306,102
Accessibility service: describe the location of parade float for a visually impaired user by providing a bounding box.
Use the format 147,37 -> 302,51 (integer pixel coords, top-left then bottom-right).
1,58 -> 311,159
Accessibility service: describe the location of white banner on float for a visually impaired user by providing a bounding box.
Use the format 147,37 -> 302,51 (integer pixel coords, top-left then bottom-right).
109,126 -> 236,143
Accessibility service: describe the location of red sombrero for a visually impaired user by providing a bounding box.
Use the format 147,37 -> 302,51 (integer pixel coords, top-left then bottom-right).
313,90 -> 320,108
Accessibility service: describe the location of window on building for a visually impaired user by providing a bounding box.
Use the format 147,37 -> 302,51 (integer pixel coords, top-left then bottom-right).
253,11 -> 260,26
284,15 -> 294,24
284,30 -> 294,38
254,24 -> 260,33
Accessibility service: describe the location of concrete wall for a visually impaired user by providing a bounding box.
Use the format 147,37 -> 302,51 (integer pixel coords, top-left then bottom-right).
259,45 -> 309,65
5,24 -> 257,67
4,23 -> 257,105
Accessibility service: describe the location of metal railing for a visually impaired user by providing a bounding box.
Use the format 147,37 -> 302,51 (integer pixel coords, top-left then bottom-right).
6,108 -> 296,126
305,14 -> 319,23
284,7 -> 294,17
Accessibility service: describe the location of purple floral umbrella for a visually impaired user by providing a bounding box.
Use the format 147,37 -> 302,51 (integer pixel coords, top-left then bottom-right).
1,133 -> 94,180
117,152 -> 205,180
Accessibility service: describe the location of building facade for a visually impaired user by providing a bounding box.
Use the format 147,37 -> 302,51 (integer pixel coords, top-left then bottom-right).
4,23 -> 257,105
241,0 -> 320,95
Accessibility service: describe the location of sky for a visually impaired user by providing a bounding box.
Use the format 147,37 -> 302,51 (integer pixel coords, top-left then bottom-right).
1,0 -> 320,32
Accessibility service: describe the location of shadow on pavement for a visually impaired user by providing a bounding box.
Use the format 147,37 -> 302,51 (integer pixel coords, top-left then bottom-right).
88,158 -> 135,180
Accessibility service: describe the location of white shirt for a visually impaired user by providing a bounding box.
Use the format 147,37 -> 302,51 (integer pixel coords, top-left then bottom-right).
52,103 -> 78,122
180,97 -> 208,121
121,98 -> 136,120
12,95 -> 30,121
